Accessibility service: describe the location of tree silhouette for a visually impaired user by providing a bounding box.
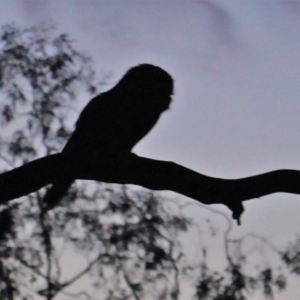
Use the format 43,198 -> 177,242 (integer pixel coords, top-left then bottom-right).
0,23 -> 192,299
0,23 -> 300,300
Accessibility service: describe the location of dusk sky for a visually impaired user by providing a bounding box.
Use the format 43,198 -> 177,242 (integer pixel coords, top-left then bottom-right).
1,1 -> 300,299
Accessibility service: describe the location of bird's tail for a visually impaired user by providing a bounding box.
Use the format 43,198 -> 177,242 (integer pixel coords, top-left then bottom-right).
42,180 -> 73,211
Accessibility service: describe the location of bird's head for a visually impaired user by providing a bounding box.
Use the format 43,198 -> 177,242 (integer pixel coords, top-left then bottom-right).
117,64 -> 174,111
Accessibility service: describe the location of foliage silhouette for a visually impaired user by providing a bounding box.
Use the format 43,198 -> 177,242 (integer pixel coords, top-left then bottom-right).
0,23 -> 191,300
0,23 -> 300,300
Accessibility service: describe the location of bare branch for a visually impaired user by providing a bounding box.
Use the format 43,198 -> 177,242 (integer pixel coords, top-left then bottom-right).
1,152 -> 300,223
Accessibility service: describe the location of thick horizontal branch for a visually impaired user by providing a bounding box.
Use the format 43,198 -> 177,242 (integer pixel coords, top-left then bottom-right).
1,153 -> 300,222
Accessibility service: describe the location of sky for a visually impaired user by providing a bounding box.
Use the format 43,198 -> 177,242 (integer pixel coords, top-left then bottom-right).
1,1 -> 300,299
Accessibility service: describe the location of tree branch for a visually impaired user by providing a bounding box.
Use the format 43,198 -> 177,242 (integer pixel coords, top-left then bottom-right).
1,153 -> 300,223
